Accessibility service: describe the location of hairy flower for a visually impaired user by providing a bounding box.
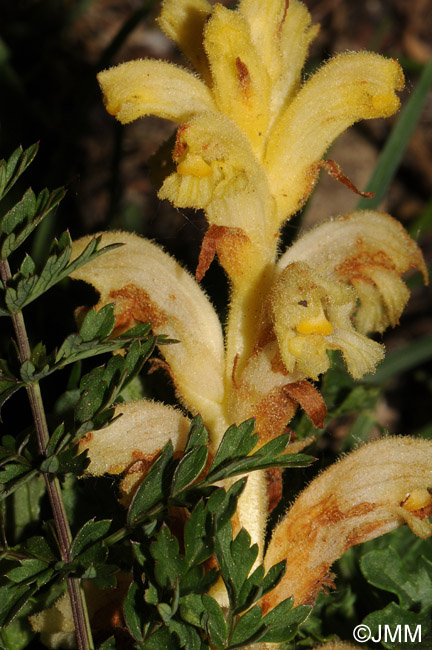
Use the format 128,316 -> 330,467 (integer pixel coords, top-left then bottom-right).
278,211 -> 428,335
97,0 -> 404,286
263,437 -> 432,610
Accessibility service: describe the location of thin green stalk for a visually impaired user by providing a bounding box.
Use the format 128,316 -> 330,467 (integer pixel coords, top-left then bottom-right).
0,258 -> 94,650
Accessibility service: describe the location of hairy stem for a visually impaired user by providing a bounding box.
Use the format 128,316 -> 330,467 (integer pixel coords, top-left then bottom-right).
224,256 -> 276,393
0,259 -> 94,650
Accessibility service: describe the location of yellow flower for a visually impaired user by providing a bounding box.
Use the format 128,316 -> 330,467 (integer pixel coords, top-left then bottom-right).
96,0 -> 412,398
97,0 -> 404,284
272,211 -> 427,379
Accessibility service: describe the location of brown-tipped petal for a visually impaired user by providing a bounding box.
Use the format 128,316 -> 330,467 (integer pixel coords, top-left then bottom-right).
283,380 -> 327,429
196,225 -> 251,283
78,400 -> 190,476
70,232 -> 225,432
263,437 -> 432,609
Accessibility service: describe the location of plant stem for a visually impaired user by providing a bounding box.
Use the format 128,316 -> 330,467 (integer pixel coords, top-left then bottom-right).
0,259 -> 94,650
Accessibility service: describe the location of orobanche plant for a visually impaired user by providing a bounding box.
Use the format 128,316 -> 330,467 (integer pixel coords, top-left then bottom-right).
1,0 -> 432,649
76,0 -> 432,595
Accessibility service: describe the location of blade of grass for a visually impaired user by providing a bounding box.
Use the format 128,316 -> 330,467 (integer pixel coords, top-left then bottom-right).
362,335 -> 432,385
356,58 -> 432,211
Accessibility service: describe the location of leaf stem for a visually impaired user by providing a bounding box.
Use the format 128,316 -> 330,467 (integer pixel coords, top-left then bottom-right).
0,258 -> 94,650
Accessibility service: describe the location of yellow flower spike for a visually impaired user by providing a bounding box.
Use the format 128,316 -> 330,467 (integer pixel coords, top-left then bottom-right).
157,0 -> 212,84
70,232 -> 226,436
240,0 -> 320,116
78,400 -> 190,478
203,4 -> 272,155
97,59 -> 215,125
265,52 -> 404,222
262,437 -> 432,609
278,211 -> 427,334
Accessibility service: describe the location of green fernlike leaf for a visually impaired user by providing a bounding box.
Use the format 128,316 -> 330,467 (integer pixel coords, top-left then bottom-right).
127,442 -> 174,526
0,186 -> 66,260
123,581 -> 146,642
161,615 -> 204,650
0,373 -> 25,416
143,627 -> 180,650
206,426 -> 313,484
363,603 -> 430,650
79,303 -> 116,341
70,519 -> 111,560
184,501 -> 214,567
0,582 -> 38,627
4,232 -> 122,312
55,321 -> 153,373
0,144 -> 38,202
74,337 -> 155,432
0,466 -> 38,502
17,319 -> 154,386
360,547 -> 432,610
359,545 -> 432,649
151,525 -> 187,589
215,526 -> 259,611
0,599 -> 35,650
183,416 -> 209,454
6,558 -> 53,589
24,535 -> 57,562
227,599 -> 310,648
210,419 -> 258,473
259,601 -> 311,644
171,446 -> 208,497
229,604 -> 264,648
202,595 -> 228,649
